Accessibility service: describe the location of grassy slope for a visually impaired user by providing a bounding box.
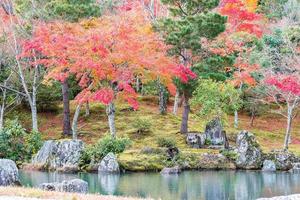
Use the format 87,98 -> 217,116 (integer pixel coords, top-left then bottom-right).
10,96 -> 300,157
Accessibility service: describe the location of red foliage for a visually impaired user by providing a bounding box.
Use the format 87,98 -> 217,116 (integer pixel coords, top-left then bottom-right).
21,5 -> 195,109
219,0 -> 264,37
265,75 -> 300,96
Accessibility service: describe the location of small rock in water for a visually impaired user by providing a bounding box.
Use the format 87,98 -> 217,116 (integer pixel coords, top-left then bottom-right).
262,160 -> 276,172
160,166 -> 181,175
0,159 -> 20,186
40,179 -> 88,193
98,153 -> 120,173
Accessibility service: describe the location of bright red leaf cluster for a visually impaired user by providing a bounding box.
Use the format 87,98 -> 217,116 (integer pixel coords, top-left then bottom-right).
265,75 -> 300,96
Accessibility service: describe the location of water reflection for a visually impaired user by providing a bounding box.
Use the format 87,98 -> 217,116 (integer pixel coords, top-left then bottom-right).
20,170 -> 300,200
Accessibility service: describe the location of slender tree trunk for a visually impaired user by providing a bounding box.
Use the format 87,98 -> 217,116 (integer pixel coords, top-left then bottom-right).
234,111 -> 238,128
136,77 -> 141,93
180,93 -> 190,134
173,89 -> 180,115
85,101 -> 90,117
106,102 -> 116,138
72,104 -> 81,140
250,111 -> 255,127
284,106 -> 293,150
0,89 -> 6,130
158,84 -> 167,115
62,79 -> 71,135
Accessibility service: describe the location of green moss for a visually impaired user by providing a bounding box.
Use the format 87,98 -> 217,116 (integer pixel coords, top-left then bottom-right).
118,151 -> 166,171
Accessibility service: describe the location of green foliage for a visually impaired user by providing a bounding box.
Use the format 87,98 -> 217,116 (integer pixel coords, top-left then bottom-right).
141,81 -> 158,96
0,119 -> 42,163
157,137 -> 176,148
132,118 -> 152,134
157,0 -> 227,98
16,0 -> 119,22
88,135 -> 132,162
258,0 -> 288,19
220,149 -> 238,161
36,83 -> 61,112
25,131 -> 43,156
192,79 -> 242,123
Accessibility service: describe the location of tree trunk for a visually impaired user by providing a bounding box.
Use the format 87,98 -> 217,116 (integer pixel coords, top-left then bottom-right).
250,111 -> 255,127
234,110 -> 238,128
180,93 -> 190,134
284,106 -> 293,150
72,104 -> 81,140
85,101 -> 90,117
173,89 -> 180,115
158,84 -> 167,115
106,102 -> 116,138
62,79 -> 71,135
0,88 -> 6,130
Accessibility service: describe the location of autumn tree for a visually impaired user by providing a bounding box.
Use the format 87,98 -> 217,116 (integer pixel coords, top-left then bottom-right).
258,0 -> 300,149
157,0 -> 227,133
23,5 -> 194,138
209,0 -> 264,128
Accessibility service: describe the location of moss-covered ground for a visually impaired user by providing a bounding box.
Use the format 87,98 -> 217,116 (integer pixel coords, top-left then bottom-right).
9,96 -> 300,170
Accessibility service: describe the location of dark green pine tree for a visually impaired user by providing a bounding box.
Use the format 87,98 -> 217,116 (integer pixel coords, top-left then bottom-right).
157,0 -> 227,133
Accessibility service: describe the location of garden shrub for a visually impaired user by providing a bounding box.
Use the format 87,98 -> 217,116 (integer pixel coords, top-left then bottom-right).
79,135 -> 132,167
0,119 -> 43,163
132,118 -> 152,134
157,137 -> 176,148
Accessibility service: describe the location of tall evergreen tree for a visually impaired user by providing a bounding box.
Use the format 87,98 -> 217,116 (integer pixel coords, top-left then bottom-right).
157,0 -> 227,133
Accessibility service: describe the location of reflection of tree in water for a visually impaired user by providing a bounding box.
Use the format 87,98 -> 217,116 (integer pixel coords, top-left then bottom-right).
234,171 -> 263,200
98,173 -> 120,195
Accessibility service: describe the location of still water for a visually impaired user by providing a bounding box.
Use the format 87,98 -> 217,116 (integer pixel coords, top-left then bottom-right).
19,170 -> 300,200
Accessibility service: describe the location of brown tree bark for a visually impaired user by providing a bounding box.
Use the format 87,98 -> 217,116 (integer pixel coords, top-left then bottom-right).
62,79 -> 72,136
180,93 -> 190,134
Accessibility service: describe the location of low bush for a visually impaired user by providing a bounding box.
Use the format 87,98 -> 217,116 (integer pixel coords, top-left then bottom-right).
0,119 -> 43,163
132,118 -> 152,134
157,137 -> 176,148
79,135 -> 132,167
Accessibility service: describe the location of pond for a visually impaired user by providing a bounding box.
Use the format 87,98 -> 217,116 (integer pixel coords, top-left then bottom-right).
19,170 -> 300,200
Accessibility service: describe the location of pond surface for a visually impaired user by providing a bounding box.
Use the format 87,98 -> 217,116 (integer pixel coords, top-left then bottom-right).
19,170 -> 300,200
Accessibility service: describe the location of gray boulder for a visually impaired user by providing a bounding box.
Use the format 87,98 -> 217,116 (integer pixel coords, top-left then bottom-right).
186,132 -> 206,148
31,140 -> 84,172
205,118 -> 224,145
40,179 -> 88,193
262,160 -> 276,172
0,159 -> 20,186
266,150 -> 296,171
98,153 -> 120,173
160,166 -> 181,175
235,131 -> 262,169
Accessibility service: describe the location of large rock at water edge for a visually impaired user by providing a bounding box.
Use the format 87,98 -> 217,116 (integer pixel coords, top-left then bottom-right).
40,179 -> 88,193
160,166 -> 181,175
262,160 -> 276,172
266,150 -> 297,171
0,159 -> 20,186
205,118 -> 224,145
235,131 -> 262,169
186,133 -> 206,148
98,153 -> 120,173
31,140 -> 84,172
